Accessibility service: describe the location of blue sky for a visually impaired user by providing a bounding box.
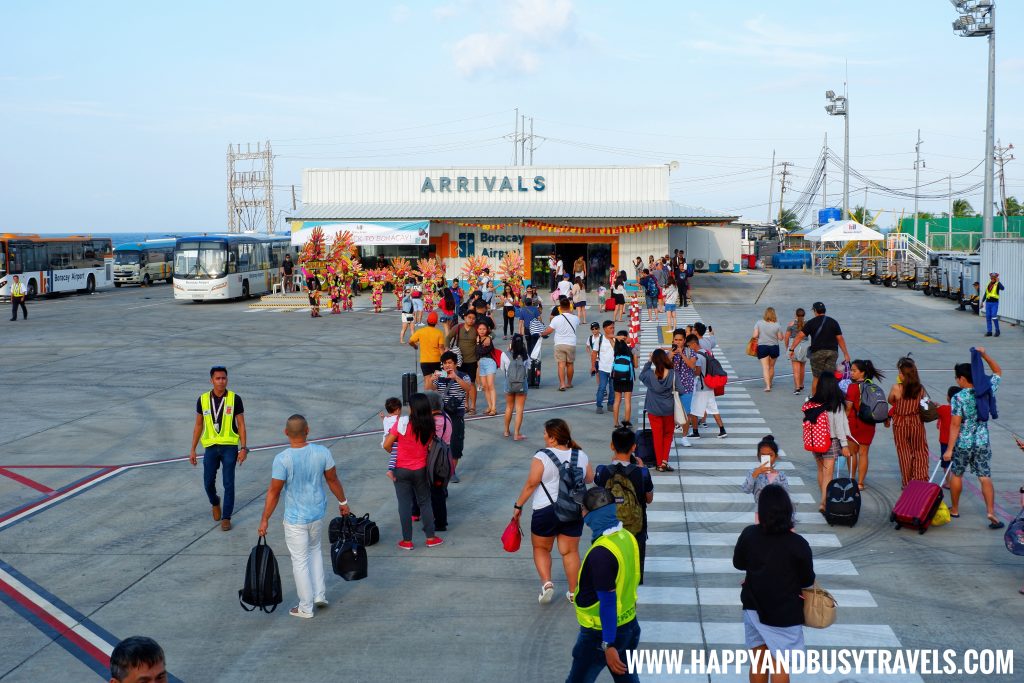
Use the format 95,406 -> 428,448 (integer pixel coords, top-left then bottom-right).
2,0 -> 1022,232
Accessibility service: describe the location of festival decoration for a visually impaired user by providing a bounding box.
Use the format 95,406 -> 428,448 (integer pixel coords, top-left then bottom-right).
497,251 -> 526,299
388,257 -> 415,309
523,219 -> 675,235
298,226 -> 329,316
415,258 -> 444,312
460,254 -> 490,293
361,268 -> 390,312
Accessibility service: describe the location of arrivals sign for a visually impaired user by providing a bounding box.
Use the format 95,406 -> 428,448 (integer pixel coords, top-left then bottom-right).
290,221 -> 430,247
421,175 -> 546,193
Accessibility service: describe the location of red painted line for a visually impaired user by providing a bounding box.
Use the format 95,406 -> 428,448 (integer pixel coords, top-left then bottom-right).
0,577 -> 110,666
1,465 -> 110,469
0,468 -> 54,494
0,467 -> 117,526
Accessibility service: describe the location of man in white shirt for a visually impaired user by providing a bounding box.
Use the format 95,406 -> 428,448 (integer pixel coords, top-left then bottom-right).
556,274 -> 573,299
590,320 -> 616,413
548,254 -> 559,291
556,257 -> 565,280
541,297 -> 580,391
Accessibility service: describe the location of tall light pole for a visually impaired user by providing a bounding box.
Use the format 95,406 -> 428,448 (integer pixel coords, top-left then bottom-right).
951,0 -> 995,239
913,130 -> 925,242
825,90 -> 849,220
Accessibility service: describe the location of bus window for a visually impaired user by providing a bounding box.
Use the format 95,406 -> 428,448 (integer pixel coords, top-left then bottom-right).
69,241 -> 86,268
0,243 -> 6,275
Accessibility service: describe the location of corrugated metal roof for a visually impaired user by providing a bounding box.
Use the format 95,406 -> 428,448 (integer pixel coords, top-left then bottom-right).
286,200 -> 735,221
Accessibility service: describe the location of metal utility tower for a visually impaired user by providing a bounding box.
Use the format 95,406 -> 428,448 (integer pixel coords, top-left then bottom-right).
510,109 -> 536,166
913,130 -> 925,239
227,141 -> 274,233
825,89 -> 849,220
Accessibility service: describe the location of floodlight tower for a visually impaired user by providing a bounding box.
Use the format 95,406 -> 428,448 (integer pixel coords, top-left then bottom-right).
825,90 -> 849,220
951,0 -> 995,239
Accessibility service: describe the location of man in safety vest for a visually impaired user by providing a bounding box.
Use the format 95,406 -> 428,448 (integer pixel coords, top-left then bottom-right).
9,275 -> 28,321
982,272 -> 1004,337
189,366 -> 248,531
567,487 -> 641,683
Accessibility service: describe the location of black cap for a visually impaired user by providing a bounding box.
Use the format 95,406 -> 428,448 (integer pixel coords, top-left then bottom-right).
590,322 -> 600,329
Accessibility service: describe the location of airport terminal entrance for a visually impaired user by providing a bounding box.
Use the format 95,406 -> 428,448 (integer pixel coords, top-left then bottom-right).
529,240 -> 613,291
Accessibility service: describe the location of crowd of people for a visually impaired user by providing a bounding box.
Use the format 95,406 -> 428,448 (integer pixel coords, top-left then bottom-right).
172,270 -> 1019,683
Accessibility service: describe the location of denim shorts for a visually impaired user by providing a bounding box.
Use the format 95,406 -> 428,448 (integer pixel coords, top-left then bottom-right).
478,357 -> 497,377
664,303 -> 677,312
756,344 -> 780,359
645,295 -> 658,309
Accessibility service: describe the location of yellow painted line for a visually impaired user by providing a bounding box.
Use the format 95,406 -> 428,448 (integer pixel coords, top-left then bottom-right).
662,327 -> 672,344
890,324 -> 941,344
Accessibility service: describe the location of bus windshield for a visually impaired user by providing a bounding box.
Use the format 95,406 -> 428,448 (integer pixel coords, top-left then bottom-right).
174,241 -> 227,279
115,251 -> 141,265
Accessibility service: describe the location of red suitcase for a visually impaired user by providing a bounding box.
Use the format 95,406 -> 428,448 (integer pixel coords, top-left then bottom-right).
890,461 -> 948,534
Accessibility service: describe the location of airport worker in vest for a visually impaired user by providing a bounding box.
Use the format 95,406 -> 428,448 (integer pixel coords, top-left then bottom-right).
982,272 -> 1004,337
189,365 -> 248,531
566,487 -> 641,683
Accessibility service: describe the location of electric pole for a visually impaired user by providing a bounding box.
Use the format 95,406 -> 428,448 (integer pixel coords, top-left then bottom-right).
994,140 -> 1015,219
777,162 -> 793,227
913,130 -> 925,241
766,150 -> 775,225
822,133 -> 828,212
513,108 -> 519,165
227,140 -> 274,233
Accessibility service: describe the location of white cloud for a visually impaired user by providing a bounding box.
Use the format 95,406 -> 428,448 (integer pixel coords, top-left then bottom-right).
447,0 -> 577,78
390,4 -> 412,23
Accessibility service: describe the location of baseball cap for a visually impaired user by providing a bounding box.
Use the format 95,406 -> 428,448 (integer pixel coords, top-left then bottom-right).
426,311 -> 438,324
990,272 -> 999,277
590,322 -> 600,329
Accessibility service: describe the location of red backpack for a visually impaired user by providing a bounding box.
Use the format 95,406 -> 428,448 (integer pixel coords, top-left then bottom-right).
802,401 -> 832,453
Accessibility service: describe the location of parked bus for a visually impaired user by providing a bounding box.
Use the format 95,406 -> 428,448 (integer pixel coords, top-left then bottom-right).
173,234 -> 297,301
0,234 -> 113,298
114,239 -> 176,287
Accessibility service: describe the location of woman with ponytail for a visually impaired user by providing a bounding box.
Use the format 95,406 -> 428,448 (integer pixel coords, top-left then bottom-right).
888,357 -> 930,487
783,307 -> 809,394
845,360 -> 887,491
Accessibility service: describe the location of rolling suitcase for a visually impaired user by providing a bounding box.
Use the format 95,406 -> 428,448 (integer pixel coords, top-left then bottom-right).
823,456 -> 861,527
635,411 -> 656,468
891,461 -> 948,534
603,297 -> 616,312
402,372 -> 418,405
528,359 -> 542,388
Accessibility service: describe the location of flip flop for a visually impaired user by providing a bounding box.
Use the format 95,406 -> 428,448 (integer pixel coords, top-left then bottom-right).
558,387 -> 566,392
513,435 -> 527,441
503,432 -> 511,438
988,518 -> 1005,530
950,513 -> 960,518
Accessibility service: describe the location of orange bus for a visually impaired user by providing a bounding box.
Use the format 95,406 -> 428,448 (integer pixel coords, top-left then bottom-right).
0,234 -> 113,298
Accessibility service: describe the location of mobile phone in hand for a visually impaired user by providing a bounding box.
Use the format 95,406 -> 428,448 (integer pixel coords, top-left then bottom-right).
759,455 -> 772,468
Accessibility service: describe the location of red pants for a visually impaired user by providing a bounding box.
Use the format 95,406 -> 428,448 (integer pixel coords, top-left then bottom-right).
648,413 -> 675,467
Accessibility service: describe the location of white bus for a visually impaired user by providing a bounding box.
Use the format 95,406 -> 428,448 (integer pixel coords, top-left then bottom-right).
173,234 -> 297,301
114,239 -> 176,287
0,234 -> 113,298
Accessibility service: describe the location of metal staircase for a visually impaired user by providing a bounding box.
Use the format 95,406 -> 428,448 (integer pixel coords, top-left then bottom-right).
886,233 -> 930,266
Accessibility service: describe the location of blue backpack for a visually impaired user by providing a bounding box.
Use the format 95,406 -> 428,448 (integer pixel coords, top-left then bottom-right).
643,277 -> 658,298
611,353 -> 634,381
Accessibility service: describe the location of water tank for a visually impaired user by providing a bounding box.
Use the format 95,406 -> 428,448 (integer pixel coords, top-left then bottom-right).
818,208 -> 842,224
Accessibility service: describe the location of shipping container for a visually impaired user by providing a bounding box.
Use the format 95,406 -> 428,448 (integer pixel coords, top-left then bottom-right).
980,238 -> 1024,325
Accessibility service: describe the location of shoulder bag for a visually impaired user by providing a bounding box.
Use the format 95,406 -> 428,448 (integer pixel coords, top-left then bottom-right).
672,373 -> 687,427
802,583 -> 837,628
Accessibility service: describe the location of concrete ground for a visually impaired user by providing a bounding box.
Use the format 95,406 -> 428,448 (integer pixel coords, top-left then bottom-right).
0,271 -> 1021,682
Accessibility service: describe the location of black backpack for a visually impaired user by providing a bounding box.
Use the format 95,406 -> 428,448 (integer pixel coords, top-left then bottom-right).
539,449 -> 587,523
239,537 -> 283,612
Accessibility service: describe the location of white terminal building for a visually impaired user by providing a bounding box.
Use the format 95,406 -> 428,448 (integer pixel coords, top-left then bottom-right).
286,165 -> 741,286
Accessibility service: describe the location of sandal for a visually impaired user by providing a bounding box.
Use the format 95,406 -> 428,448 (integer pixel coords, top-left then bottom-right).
503,432 -> 511,438
566,590 -> 575,604
538,581 -> 555,604
988,516 -> 1005,530
485,409 -> 497,416
513,434 -> 527,441
656,464 -> 674,472
465,408 -> 477,415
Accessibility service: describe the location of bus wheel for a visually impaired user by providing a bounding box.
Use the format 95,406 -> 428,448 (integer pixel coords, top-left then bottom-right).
242,280 -> 250,298
85,275 -> 96,294
28,279 -> 38,299
142,274 -> 151,287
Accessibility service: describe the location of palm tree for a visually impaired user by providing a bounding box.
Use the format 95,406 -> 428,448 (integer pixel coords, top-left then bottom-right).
851,205 -> 875,225
1000,196 -> 1022,217
777,209 -> 800,232
953,199 -> 975,217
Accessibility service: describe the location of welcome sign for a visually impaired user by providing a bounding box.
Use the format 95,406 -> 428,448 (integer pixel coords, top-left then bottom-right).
290,221 -> 430,246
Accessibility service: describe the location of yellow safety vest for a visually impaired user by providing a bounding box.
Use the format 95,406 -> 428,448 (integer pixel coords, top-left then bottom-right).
985,282 -> 1000,301
200,391 -> 240,447
574,528 -> 640,630
11,283 -> 24,297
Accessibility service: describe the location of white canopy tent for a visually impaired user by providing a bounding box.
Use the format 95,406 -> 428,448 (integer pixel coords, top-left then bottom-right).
804,220 -> 884,274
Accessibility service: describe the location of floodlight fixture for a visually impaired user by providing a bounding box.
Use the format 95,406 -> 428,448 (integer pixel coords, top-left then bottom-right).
825,88 -> 850,220
825,90 -> 836,99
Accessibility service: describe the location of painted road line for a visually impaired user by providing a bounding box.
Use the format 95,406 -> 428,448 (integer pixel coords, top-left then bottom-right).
640,621 -> 903,648
653,461 -> 795,471
691,418 -> 765,425
643,556 -> 856,575
653,491 -> 817,504
639,586 -> 877,608
890,323 -> 941,344
686,426 -> 771,434
673,447 -> 787,457
645,510 -> 826,526
678,437 -> 766,444
646,531 -> 840,548
0,467 -> 121,531
651,475 -> 804,486
0,467 -> 55,494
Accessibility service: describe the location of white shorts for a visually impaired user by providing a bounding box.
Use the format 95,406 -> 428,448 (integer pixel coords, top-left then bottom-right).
690,389 -> 719,416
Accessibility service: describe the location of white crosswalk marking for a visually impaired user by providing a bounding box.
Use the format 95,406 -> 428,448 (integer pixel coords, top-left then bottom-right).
633,307 -> 918,681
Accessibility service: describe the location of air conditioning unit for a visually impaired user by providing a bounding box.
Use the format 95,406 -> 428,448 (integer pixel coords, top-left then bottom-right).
719,259 -> 732,271
693,259 -> 707,271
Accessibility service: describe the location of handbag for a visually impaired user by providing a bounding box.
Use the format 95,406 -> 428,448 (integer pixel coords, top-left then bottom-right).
919,396 -> 939,423
501,517 -> 523,552
746,337 -> 758,357
802,583 -> 837,628
447,330 -> 464,367
329,513 -> 380,547
1005,507 -> 1024,556
672,374 -> 687,426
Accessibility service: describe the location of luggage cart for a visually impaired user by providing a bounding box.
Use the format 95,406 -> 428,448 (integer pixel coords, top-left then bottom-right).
910,264 -> 929,290
923,266 -> 943,296
898,262 -> 917,288
839,256 -> 859,280
880,260 -> 900,288
860,258 -> 877,282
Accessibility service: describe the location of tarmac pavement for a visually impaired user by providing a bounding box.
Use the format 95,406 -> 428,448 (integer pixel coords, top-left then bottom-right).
0,272 -> 1021,681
